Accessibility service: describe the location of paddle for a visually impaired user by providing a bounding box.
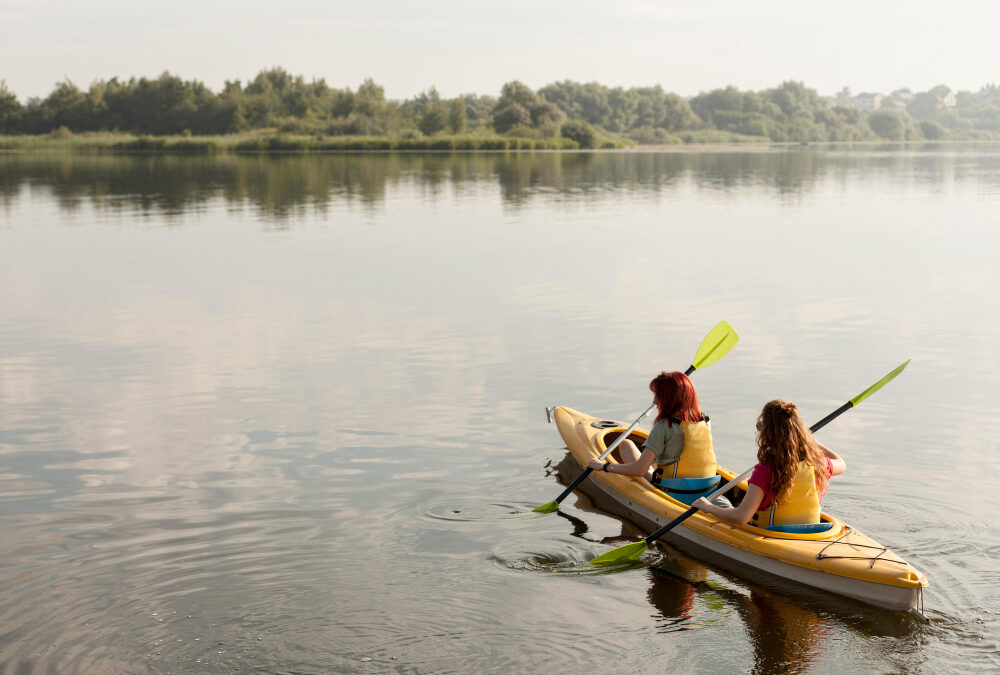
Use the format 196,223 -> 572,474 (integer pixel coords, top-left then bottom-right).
590,359 -> 911,564
532,320 -> 740,514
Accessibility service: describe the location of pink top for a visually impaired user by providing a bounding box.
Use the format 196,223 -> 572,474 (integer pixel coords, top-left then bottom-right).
748,457 -> 833,511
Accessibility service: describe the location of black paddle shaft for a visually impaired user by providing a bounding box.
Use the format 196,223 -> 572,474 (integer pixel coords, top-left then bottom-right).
809,401 -> 853,434
554,467 -> 596,504
640,402 -> 854,546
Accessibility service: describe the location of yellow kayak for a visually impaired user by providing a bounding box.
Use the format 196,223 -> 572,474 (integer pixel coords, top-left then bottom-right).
552,406 -> 928,612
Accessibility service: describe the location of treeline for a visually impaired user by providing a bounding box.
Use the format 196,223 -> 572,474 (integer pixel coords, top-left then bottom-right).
537,80 -> 868,142
0,71 -> 616,147
1,69 -> 998,145
840,85 -> 1000,141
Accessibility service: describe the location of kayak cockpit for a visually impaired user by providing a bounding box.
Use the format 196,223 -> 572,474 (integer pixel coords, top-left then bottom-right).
600,427 -> 842,540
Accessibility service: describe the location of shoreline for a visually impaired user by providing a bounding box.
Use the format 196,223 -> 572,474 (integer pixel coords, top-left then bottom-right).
2,134 -> 998,156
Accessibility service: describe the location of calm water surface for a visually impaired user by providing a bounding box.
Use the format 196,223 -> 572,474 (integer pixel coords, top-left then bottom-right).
1,147 -> 999,673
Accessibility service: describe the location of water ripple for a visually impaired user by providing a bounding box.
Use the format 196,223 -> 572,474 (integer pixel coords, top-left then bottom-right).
489,535 -> 644,575
422,498 -> 534,522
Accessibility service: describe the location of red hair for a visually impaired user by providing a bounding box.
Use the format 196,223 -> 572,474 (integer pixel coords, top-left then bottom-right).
649,371 -> 702,426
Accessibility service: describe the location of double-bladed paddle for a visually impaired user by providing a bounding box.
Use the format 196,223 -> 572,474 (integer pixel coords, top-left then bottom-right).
589,359 -> 911,564
532,320 -> 740,514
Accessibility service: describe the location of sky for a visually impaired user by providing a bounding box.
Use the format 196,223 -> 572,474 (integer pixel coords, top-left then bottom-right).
1,0 -> 997,101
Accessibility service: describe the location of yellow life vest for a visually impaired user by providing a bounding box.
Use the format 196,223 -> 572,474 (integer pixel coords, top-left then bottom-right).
753,460 -> 822,527
664,418 -> 717,479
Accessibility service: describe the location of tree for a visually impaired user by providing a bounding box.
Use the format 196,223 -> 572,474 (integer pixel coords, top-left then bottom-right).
492,104 -> 530,133
496,80 -> 538,109
690,86 -> 746,125
460,93 -> 496,122
650,90 -> 697,131
528,100 -> 563,127
919,119 -> 947,140
402,87 -> 439,117
907,92 -> 940,120
354,78 -> 387,117
868,110 -> 906,140
22,79 -> 95,133
0,80 -> 23,133
448,98 -> 466,134
560,119 -> 597,148
418,103 -> 448,136
766,81 -> 822,118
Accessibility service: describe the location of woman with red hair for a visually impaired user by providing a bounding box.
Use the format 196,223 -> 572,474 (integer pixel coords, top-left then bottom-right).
586,371 -> 718,488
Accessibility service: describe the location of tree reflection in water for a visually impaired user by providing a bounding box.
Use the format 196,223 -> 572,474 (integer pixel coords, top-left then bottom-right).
2,149 -> 965,222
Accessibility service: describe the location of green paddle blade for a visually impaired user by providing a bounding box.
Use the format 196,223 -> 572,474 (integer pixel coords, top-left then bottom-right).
849,359 -> 911,407
532,500 -> 559,514
690,321 -> 740,371
590,541 -> 648,565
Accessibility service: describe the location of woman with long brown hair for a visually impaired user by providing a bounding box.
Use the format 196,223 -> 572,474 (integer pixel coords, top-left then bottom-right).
693,399 -> 846,526
585,371 -> 718,486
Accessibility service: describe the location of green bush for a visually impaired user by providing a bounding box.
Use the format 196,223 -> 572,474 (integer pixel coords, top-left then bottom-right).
113,136 -> 167,151
599,138 -> 628,149
492,103 -> 531,133
679,130 -> 769,143
233,137 -> 267,151
428,137 -> 456,150
868,110 -> 906,140
504,124 -> 543,139
627,126 -> 682,145
560,120 -> 597,148
267,135 -> 311,151
919,119 -> 947,140
1,131 -> 587,154
478,138 -> 509,150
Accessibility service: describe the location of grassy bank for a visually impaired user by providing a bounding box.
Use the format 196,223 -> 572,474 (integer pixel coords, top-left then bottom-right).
0,131 -> 638,154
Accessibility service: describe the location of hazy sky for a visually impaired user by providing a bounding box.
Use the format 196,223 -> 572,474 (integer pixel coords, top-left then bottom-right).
1,0 -> 997,101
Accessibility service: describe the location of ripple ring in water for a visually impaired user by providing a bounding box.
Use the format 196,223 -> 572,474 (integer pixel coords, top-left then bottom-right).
421,498 -> 541,523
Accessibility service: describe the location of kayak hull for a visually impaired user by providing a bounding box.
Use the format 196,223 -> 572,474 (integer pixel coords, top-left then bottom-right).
552,406 -> 928,612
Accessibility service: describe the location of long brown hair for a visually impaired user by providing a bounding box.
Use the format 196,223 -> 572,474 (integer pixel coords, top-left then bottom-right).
756,400 -> 830,502
649,371 -> 702,427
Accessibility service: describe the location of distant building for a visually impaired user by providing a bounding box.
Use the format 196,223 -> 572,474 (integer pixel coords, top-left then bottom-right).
939,92 -> 957,109
850,93 -> 884,111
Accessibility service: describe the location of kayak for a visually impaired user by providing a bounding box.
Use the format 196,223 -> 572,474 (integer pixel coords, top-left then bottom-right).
551,406 -> 929,612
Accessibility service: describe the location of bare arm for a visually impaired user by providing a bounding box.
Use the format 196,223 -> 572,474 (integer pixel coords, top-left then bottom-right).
692,483 -> 765,525
817,441 -> 846,476
586,448 -> 657,477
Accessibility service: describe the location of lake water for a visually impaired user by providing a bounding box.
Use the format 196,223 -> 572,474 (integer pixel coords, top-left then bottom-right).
1,147 -> 999,673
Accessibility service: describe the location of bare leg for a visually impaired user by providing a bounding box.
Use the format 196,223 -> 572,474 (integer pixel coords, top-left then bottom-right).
618,439 -> 655,481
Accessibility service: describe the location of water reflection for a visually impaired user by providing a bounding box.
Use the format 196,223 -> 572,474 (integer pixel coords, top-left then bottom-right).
2,146 -> 999,672
553,453 -> 924,671
646,543 -> 920,674
3,146 -> 997,220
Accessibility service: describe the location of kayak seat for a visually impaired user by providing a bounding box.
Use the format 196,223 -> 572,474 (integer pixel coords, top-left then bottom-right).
654,475 -> 721,506
765,522 -> 835,534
